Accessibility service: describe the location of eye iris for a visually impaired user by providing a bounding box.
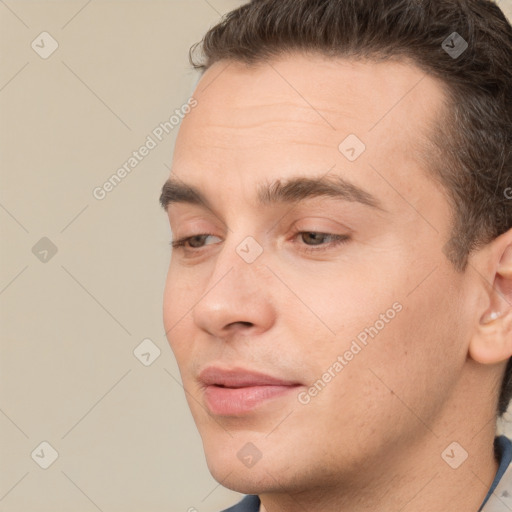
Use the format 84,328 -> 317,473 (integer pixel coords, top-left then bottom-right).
189,235 -> 206,248
302,232 -> 327,245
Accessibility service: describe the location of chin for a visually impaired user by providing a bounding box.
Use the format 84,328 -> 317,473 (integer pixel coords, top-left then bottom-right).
200,436 -> 283,493
206,456 -> 277,494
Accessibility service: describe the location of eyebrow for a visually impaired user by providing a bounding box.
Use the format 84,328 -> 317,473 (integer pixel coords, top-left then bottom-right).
159,173 -> 385,212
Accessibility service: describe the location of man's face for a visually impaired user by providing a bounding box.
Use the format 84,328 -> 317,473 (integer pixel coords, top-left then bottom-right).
162,55 -> 476,493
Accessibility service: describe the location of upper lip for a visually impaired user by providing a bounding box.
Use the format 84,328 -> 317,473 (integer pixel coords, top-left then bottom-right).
198,366 -> 301,388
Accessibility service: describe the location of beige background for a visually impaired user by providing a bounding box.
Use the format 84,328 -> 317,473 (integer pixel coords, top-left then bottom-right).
1,1 -> 511,511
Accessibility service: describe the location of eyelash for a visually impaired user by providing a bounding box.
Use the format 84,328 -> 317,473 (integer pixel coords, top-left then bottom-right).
170,231 -> 350,254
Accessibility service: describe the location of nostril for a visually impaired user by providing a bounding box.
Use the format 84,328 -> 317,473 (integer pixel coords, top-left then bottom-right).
228,321 -> 253,328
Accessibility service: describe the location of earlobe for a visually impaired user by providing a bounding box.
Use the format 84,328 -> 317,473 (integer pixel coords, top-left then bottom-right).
470,309 -> 512,365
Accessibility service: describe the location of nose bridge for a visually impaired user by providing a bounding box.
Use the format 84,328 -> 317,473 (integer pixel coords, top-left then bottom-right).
206,231 -> 266,300
191,231 -> 272,336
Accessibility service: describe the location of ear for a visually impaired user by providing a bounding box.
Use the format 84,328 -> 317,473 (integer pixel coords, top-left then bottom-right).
470,229 -> 512,365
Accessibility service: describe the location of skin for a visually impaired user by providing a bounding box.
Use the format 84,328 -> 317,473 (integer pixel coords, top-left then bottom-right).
162,54 -> 512,512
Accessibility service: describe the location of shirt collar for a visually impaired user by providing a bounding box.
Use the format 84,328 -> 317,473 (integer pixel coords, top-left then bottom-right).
479,435 -> 512,512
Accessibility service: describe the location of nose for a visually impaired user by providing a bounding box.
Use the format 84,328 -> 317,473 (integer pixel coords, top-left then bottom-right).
191,241 -> 276,340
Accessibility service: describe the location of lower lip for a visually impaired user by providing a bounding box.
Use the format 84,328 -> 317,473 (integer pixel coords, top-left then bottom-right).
204,384 -> 299,415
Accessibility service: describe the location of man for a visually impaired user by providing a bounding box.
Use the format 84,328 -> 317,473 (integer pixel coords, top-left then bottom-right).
159,0 -> 512,510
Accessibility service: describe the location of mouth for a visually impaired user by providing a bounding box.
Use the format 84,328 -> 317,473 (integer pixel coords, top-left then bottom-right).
198,366 -> 302,416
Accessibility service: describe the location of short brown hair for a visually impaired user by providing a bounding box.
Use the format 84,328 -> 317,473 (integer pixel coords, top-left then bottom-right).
188,0 -> 512,415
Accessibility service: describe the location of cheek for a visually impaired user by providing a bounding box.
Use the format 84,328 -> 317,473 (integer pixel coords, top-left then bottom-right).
162,268 -> 177,334
277,260 -> 404,347
162,264 -> 197,353
163,259 -> 202,311
351,275 -> 469,421
280,260 -> 465,404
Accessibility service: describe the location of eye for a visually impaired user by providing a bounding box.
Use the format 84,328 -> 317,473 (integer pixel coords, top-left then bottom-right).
170,231 -> 350,256
170,234 -> 221,251
299,232 -> 336,246
293,231 -> 350,253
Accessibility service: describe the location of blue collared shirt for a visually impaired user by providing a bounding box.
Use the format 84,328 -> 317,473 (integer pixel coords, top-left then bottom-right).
221,436 -> 512,512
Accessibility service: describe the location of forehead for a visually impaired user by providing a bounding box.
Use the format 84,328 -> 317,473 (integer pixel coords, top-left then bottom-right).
172,54 -> 446,209
182,54 -> 442,135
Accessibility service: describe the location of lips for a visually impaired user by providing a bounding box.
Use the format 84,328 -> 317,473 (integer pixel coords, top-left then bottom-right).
199,366 -> 300,388
198,366 -> 302,415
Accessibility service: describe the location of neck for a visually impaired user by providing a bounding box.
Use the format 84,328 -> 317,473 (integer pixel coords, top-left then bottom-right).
259,427 -> 499,512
